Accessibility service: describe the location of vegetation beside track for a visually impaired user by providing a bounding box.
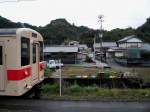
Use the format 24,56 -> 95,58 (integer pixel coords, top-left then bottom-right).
42,84 -> 150,101
43,64 -> 150,101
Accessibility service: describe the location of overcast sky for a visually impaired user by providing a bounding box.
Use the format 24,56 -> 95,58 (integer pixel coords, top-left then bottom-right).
0,0 -> 150,30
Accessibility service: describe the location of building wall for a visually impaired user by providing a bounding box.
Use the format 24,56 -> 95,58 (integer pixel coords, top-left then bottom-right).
118,42 -> 142,48
115,52 -> 124,58
44,52 -> 77,64
77,53 -> 86,61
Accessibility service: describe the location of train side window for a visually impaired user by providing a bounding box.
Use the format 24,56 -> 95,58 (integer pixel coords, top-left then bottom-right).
0,46 -> 2,65
33,44 -> 36,63
21,37 -> 30,66
39,41 -> 44,61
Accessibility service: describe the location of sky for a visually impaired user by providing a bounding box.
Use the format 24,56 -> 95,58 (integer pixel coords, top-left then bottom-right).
0,0 -> 150,30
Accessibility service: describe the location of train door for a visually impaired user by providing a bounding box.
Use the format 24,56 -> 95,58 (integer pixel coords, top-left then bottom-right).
0,42 -> 5,91
32,43 -> 40,83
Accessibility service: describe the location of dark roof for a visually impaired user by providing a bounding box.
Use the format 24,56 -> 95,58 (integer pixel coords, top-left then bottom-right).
94,42 -> 117,48
44,46 -> 78,53
0,28 -> 17,36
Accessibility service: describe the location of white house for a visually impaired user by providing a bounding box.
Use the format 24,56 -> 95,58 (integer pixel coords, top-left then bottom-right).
117,35 -> 143,48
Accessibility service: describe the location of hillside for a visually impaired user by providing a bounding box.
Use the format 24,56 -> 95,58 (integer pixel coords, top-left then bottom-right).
136,17 -> 150,42
0,16 -> 150,45
38,18 -> 92,45
0,16 -> 37,30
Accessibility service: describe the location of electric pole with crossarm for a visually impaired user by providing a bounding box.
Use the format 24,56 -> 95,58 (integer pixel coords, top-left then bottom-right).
98,15 -> 104,62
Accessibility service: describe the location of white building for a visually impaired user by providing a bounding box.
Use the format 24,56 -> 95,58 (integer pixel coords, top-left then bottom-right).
93,42 -> 117,52
117,35 -> 143,48
78,44 -> 88,53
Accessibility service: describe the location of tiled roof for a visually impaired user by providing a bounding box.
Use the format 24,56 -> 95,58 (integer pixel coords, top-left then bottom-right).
94,42 -> 117,47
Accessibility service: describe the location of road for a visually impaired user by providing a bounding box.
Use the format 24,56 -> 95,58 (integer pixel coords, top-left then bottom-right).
0,97 -> 150,112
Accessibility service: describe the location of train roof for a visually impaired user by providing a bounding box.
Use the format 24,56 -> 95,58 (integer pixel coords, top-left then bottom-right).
0,28 -> 42,39
0,28 -> 17,36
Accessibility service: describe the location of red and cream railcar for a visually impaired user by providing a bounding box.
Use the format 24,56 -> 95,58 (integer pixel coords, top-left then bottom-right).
0,28 -> 45,96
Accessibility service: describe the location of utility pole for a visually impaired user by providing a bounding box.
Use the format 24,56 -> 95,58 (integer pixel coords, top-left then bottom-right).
98,15 -> 104,61
59,59 -> 62,96
93,35 -> 96,60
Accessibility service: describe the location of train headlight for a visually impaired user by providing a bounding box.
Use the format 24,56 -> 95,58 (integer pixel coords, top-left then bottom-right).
24,70 -> 28,76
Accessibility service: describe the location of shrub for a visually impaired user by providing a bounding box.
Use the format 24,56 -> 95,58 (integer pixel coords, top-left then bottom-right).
44,67 -> 53,77
84,86 -> 99,94
42,84 -> 59,94
96,88 -> 113,97
67,84 -> 82,94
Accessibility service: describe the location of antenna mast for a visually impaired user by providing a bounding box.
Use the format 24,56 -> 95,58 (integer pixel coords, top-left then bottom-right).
98,14 -> 104,61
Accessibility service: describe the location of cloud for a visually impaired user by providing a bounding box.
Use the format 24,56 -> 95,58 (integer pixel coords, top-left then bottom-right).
0,0 -> 149,30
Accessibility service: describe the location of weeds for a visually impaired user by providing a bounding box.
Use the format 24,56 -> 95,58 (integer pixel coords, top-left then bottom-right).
42,83 -> 150,100
44,67 -> 53,77
42,84 -> 59,94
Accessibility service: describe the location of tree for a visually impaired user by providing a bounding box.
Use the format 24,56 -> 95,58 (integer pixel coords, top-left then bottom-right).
136,17 -> 150,43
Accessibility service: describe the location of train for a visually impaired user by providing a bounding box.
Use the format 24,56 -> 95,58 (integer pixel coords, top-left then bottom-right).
0,28 -> 45,96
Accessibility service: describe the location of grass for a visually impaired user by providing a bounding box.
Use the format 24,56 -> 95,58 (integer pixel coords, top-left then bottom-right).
42,84 -> 59,94
61,66 -> 99,77
112,66 -> 150,83
44,64 -> 120,79
43,64 -> 150,100
42,84 -> 150,101
60,65 -> 119,78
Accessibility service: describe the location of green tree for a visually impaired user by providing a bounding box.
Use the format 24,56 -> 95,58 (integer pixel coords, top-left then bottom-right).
136,17 -> 150,43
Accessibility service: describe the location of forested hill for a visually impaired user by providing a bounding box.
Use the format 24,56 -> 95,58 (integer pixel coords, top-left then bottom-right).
0,16 -> 92,45
136,18 -> 150,42
38,19 -> 92,45
0,16 -> 37,30
0,16 -> 150,45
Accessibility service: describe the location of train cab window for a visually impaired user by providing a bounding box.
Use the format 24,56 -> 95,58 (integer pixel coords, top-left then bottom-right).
32,44 -> 36,63
39,41 -> 44,61
21,37 -> 30,66
0,46 -> 2,65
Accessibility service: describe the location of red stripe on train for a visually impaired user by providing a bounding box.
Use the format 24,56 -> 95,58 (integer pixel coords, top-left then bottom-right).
7,66 -> 32,81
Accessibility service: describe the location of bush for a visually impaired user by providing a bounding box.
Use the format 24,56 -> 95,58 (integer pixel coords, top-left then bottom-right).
42,84 -> 59,94
65,85 -> 99,96
96,88 -> 113,97
67,84 -> 82,94
44,67 -> 53,77
84,86 -> 99,94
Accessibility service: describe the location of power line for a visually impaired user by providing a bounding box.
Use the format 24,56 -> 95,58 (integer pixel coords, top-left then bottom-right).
0,0 -> 17,3
0,0 -> 37,3
18,0 -> 38,1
